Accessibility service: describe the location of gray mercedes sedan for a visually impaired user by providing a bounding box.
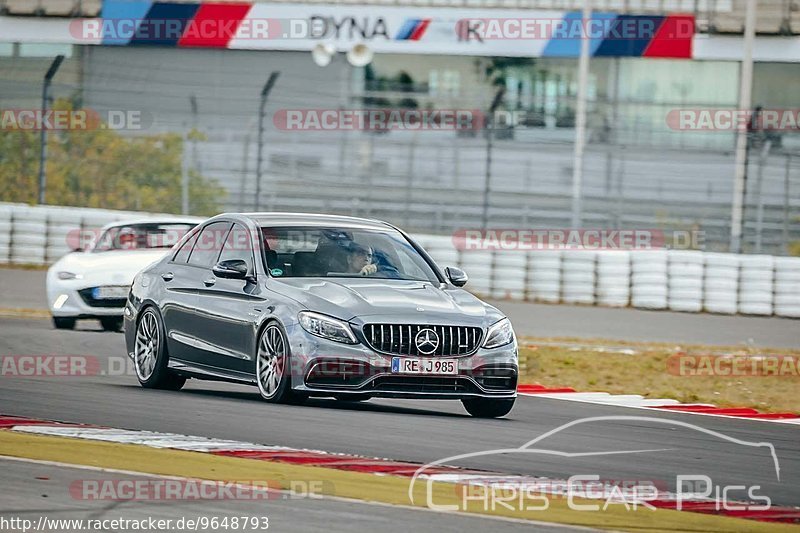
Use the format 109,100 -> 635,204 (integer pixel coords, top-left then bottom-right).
124,213 -> 518,417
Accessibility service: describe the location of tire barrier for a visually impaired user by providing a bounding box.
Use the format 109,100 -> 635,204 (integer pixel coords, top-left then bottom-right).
668,250 -> 704,313
560,250 -> 596,304
458,249 -> 492,295
703,252 -> 739,315
631,250 -> 669,310
774,257 -> 800,318
527,250 -> 561,303
595,251 -> 631,307
738,255 -> 775,316
1,202 -> 798,318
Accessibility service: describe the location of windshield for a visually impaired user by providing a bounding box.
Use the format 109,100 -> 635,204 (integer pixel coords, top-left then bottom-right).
93,223 -> 196,252
260,226 -> 439,282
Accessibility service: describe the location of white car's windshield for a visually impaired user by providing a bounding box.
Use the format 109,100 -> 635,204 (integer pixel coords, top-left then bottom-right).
93,223 -> 196,252
261,226 -> 439,282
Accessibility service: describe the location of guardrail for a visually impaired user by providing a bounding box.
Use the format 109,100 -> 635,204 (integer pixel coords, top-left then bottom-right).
2,202 -> 798,318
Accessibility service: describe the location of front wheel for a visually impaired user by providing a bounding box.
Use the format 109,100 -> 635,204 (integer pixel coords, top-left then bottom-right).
256,322 -> 306,404
461,398 -> 515,418
134,307 -> 185,391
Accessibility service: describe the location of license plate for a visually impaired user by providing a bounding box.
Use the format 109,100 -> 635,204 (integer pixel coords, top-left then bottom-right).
93,286 -> 129,299
391,357 -> 458,375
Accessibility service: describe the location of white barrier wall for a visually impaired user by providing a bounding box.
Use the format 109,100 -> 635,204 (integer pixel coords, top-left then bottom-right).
631,250 -> 668,310
0,203 -> 171,265
595,251 -> 630,307
703,252 -> 739,314
1,202 -> 799,318
774,257 -> 800,318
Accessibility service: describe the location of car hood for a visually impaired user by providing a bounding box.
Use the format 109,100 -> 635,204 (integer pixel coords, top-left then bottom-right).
49,250 -> 169,286
270,277 -> 502,326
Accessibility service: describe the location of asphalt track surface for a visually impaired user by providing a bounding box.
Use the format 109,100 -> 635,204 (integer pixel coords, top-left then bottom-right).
1,458 -> 574,533
0,317 -> 798,515
2,267 -> 799,347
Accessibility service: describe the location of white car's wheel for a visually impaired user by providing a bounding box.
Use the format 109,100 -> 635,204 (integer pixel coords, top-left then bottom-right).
52,317 -> 75,330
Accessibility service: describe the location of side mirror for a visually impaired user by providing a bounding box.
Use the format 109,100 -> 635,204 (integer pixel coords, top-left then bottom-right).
213,259 -> 249,280
445,266 -> 468,287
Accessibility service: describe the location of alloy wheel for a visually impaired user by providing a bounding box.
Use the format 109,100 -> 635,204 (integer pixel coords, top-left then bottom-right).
257,324 -> 287,399
134,310 -> 159,381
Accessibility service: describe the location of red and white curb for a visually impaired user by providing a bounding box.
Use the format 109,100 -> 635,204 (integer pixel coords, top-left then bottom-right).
1,414 -> 798,525
518,385 -> 800,424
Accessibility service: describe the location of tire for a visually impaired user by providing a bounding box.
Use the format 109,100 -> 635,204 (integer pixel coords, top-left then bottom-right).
461,397 -> 515,418
134,307 -> 186,391
52,317 -> 75,330
256,322 -> 307,404
100,317 -> 123,332
334,393 -> 370,402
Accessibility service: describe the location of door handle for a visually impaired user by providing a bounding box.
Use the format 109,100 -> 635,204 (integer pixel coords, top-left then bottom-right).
203,277 -> 216,286
161,272 -> 174,282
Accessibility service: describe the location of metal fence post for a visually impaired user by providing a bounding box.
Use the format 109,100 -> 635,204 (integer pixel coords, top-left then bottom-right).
754,140 -> 771,253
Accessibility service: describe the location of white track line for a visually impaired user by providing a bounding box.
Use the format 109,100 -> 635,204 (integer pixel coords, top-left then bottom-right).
519,393 -> 800,425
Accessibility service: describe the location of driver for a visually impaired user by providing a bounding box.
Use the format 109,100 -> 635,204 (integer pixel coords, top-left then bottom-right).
345,242 -> 377,276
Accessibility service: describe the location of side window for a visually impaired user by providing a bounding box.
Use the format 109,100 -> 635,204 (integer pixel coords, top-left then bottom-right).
172,231 -> 199,263
188,222 -> 232,268
218,223 -> 254,273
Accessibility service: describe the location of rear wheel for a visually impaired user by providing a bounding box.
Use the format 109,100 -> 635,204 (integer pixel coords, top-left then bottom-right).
134,307 -> 185,391
100,317 -> 123,332
52,317 -> 75,330
461,398 -> 515,418
257,322 -> 306,404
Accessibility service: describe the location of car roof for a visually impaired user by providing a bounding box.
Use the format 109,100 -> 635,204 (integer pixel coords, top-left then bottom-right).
100,216 -> 204,231
234,212 -> 395,231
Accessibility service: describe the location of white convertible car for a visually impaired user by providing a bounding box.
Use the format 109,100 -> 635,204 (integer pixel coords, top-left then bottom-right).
46,217 -> 202,331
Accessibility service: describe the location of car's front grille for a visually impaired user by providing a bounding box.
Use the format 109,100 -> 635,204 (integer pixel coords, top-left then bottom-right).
362,324 -> 483,357
77,288 -> 127,308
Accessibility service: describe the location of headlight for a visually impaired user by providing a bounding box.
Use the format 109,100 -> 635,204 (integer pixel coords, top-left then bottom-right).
483,318 -> 515,349
298,311 -> 358,344
57,271 -> 83,280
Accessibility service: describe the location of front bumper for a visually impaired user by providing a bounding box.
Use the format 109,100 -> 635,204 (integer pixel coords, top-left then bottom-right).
47,281 -> 128,318
285,322 -> 518,399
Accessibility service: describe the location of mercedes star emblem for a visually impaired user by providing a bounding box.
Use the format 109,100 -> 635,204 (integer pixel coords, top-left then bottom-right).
415,328 -> 440,355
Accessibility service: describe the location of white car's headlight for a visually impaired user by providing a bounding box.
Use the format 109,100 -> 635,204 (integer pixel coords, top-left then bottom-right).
298,311 -> 358,344
483,318 -> 515,349
57,271 -> 83,280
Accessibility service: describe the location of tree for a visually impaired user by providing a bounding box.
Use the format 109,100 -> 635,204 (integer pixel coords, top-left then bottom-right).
0,99 -> 225,215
